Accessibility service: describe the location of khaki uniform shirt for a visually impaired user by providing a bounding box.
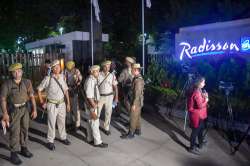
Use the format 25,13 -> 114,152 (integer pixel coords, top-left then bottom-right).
37,74 -> 68,101
118,67 -> 133,87
65,68 -> 83,88
98,71 -> 118,95
84,75 -> 100,101
131,74 -> 145,107
0,79 -> 34,104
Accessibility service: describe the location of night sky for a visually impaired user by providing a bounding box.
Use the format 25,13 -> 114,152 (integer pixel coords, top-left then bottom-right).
1,0 -> 250,52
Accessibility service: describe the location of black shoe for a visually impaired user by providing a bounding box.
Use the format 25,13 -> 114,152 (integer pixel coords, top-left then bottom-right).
124,122 -> 130,127
94,143 -> 108,148
47,143 -> 55,151
20,147 -> 33,158
120,132 -> 135,139
198,144 -> 203,149
135,129 -> 141,136
103,130 -> 111,136
188,147 -> 201,155
10,152 -> 22,165
61,139 -> 71,145
87,140 -> 94,145
74,126 -> 80,132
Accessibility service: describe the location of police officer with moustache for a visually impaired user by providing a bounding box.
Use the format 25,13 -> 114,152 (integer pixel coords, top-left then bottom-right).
98,60 -> 118,135
84,65 -> 108,148
37,60 -> 71,151
121,63 -> 144,139
64,60 -> 83,131
0,63 -> 37,165
118,57 -> 135,113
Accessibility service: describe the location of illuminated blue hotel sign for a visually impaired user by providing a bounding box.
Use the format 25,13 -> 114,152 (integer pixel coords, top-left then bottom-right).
179,38 -> 240,60
175,18 -> 250,61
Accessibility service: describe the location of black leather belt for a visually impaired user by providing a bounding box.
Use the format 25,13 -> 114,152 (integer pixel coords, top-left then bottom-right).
100,92 -> 114,96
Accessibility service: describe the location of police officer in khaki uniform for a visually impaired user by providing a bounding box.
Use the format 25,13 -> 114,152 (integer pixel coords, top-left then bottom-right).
121,63 -> 144,139
84,65 -> 108,148
37,60 -> 71,151
64,60 -> 82,131
98,60 -> 118,135
40,59 -> 51,78
0,63 -> 37,165
118,57 -> 135,113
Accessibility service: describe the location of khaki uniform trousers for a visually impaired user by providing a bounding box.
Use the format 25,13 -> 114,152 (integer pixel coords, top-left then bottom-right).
47,102 -> 67,143
9,106 -> 29,152
85,107 -> 102,145
98,95 -> 113,131
130,106 -> 142,133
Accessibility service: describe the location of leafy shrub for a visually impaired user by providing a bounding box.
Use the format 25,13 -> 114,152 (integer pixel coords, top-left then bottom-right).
145,85 -> 178,107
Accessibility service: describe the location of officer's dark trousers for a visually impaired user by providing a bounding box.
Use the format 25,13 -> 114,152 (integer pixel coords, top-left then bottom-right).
67,93 -> 80,127
190,119 -> 205,149
9,107 -> 29,152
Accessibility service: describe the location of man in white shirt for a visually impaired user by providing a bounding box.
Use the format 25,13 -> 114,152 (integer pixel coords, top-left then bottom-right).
98,60 -> 118,135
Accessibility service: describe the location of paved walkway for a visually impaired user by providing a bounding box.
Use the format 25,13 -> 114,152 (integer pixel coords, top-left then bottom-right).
0,105 -> 250,166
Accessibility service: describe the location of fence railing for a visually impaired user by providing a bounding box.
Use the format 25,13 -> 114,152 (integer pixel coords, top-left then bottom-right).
0,53 -> 64,86
148,53 -> 174,69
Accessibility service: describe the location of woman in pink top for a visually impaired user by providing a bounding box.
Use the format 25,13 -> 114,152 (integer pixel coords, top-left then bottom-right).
187,76 -> 208,155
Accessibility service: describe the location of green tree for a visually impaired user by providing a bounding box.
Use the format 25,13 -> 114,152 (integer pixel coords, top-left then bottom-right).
145,60 -> 166,86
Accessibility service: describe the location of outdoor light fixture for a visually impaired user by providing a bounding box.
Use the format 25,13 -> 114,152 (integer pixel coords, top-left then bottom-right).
138,33 -> 147,42
16,37 -> 23,45
17,39 -> 21,45
59,27 -> 64,35
60,58 -> 65,71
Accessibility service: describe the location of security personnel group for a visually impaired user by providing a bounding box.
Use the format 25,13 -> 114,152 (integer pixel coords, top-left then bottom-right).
0,57 -> 145,165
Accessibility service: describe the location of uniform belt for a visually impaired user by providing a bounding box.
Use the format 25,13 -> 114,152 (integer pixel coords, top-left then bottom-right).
14,102 -> 26,108
47,98 -> 65,104
100,92 -> 114,96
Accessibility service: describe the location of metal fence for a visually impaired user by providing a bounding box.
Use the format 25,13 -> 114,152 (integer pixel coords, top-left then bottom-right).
147,53 -> 174,70
0,53 -> 64,86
